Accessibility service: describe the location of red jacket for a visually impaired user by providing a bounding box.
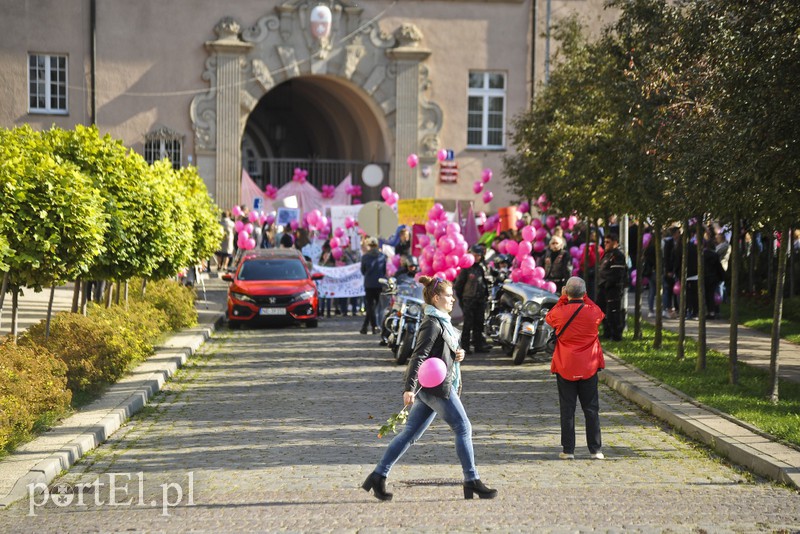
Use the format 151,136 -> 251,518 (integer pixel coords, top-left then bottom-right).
546,294 -> 605,380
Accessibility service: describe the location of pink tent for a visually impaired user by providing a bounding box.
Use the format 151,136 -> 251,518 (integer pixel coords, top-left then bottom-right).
240,169 -> 353,215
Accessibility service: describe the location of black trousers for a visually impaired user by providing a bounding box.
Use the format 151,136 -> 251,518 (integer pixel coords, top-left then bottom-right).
460,298 -> 487,349
598,287 -> 624,341
362,287 -> 382,330
556,373 -> 602,454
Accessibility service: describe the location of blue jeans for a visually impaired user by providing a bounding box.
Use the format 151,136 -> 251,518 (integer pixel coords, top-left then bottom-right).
375,387 -> 479,481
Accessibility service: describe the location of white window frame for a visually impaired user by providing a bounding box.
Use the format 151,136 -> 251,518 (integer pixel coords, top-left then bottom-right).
144,127 -> 183,170
28,53 -> 68,115
466,71 -> 507,150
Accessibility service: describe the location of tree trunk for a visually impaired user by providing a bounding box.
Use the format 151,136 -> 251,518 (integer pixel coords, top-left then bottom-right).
767,232 -> 774,296
45,284 -> 55,340
768,223 -> 791,404
141,278 -> 148,299
71,278 -> 81,313
115,281 -> 121,306
124,281 -> 129,308
104,281 -> 113,308
81,280 -> 90,316
696,218 -> 706,371
594,220 -> 601,302
677,222 -> 689,360
634,221 -> 644,340
0,272 -> 7,334
789,226 -> 795,299
654,224 -> 663,349
748,225 -> 756,293
729,215 -> 740,385
10,286 -> 19,344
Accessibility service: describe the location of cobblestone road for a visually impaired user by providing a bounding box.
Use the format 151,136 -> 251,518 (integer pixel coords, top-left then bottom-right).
3,316 -> 799,532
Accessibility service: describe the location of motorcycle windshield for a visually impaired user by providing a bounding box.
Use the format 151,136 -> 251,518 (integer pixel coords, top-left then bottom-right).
396,280 -> 424,303
502,281 -> 560,305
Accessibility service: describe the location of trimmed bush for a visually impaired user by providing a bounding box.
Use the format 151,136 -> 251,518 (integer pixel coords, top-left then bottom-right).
23,301 -> 166,395
131,278 -> 197,331
0,338 -> 71,452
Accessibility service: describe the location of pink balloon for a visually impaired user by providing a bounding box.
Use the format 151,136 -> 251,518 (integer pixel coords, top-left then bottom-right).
247,238 -> 256,249
518,201 -> 530,214
459,254 -> 475,269
445,254 -> 459,268
521,225 -> 535,242
568,215 -> 578,229
505,240 -> 519,256
391,192 -> 400,204
234,220 -> 244,233
535,228 -> 548,241
232,205 -> 242,217
248,211 -> 259,223
418,234 -> 430,247
407,153 -> 419,168
481,168 -> 493,183
329,237 -> 340,249
331,247 -> 343,260
290,220 -> 299,230
455,241 -> 468,256
544,281 -> 557,293
570,246 -> 580,258
444,267 -> 458,281
643,232 -> 653,248
447,222 -> 461,236
482,191 -> 494,204
438,236 -> 455,254
545,215 -> 556,229
386,262 -> 398,277
673,281 -> 681,296
517,241 -> 532,257
533,240 -> 546,253
418,358 -> 447,388
714,292 -> 723,305
266,214 -> 276,225
319,216 -> 329,229
392,254 -> 402,267
531,219 -> 543,230
425,220 -> 438,235
533,266 -> 546,279
437,148 -> 448,162
244,223 -> 254,234
344,216 -> 355,229
334,227 -> 345,238
496,240 -> 507,254
560,218 -> 570,230
381,186 -> 392,201
473,181 -> 484,194
510,269 -> 522,283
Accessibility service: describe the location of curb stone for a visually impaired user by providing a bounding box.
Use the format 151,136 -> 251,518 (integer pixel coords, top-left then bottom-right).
601,350 -> 800,491
0,314 -> 225,509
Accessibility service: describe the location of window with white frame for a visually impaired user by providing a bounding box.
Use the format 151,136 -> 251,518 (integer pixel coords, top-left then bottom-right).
144,127 -> 183,170
28,53 -> 68,114
467,72 -> 506,149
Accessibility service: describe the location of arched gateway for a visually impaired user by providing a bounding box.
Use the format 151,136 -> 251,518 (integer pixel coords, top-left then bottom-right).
190,0 -> 444,211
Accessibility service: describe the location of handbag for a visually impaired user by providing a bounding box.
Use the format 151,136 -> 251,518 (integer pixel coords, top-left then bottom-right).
544,303 -> 584,355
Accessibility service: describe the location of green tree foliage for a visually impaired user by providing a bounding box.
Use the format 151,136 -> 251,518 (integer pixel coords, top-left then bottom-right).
0,126 -> 106,295
146,160 -> 194,280
177,166 -> 222,266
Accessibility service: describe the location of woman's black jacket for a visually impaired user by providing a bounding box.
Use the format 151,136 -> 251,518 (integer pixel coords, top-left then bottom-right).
403,315 -> 456,399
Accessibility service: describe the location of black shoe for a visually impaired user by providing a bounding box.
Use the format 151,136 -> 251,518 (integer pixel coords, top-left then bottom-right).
463,479 -> 497,500
362,472 -> 393,501
474,345 -> 492,353
372,327 -> 380,335
379,340 -> 388,347
360,328 -> 367,334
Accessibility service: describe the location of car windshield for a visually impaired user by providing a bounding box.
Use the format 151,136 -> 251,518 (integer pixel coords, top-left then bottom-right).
238,259 -> 308,281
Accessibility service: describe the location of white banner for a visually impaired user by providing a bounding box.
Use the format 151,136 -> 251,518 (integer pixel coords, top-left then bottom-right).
312,263 -> 365,299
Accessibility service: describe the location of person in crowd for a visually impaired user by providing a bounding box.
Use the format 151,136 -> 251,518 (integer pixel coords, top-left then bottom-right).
362,276 -> 497,501
714,232 -> 731,303
543,235 -> 572,294
662,226 -> 681,319
489,253 -> 511,284
360,237 -> 386,334
261,221 -> 276,249
318,241 -> 336,319
704,239 -> 726,319
597,233 -> 627,340
545,276 -> 606,460
642,234 -> 657,318
454,244 -> 491,354
216,211 -> 235,272
395,255 -> 419,284
395,227 -> 412,257
279,232 -> 294,249
580,229 -> 604,299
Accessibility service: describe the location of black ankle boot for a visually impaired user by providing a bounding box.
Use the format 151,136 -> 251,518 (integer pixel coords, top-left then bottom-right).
463,479 -> 497,500
362,472 -> 393,501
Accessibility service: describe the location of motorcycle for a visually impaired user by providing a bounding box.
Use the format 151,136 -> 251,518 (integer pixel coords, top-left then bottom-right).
484,280 -> 560,365
379,276 -> 425,365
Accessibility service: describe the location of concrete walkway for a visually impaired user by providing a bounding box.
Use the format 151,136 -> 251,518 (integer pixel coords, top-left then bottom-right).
0,278 -> 797,525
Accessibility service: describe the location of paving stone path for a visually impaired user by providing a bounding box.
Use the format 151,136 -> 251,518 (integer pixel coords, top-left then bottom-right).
2,316 -> 799,532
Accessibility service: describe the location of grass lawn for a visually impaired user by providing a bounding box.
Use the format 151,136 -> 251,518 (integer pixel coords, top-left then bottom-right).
605,320 -> 800,449
720,294 -> 800,345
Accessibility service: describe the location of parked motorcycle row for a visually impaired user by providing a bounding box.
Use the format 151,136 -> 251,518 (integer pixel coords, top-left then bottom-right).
377,272 -> 559,366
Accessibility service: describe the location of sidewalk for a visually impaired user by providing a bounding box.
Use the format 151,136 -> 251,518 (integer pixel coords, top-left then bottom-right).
0,281 -> 798,512
0,277 -> 229,508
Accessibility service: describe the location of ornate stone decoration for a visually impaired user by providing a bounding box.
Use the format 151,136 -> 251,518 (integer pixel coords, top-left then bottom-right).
394,23 -> 423,48
215,17 -> 242,40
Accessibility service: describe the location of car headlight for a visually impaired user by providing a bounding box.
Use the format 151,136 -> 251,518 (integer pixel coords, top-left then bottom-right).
231,291 -> 255,303
522,301 -> 541,316
406,303 -> 422,317
295,290 -> 315,302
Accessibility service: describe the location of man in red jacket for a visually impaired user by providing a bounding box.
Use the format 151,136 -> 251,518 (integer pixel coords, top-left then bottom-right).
545,276 -> 606,460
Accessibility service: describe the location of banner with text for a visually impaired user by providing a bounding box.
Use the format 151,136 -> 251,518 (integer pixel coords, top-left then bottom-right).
312,263 -> 365,299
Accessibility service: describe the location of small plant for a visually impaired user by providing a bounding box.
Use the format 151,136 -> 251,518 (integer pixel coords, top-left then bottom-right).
377,406 -> 410,438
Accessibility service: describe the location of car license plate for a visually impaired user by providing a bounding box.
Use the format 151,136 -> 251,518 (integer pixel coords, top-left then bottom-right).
259,307 -> 285,316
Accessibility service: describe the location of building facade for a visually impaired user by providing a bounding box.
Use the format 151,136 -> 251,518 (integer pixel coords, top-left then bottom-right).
0,0 -> 614,212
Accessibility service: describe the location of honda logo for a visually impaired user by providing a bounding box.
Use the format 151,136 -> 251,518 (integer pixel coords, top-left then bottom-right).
268,297 -> 276,304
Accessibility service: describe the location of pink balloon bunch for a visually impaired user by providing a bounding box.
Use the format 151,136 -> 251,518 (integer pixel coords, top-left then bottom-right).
329,230 -> 350,261
407,153 -> 419,168
248,210 -> 260,223
321,184 -> 335,199
381,186 -> 400,206
237,227 -> 256,250
292,168 -> 309,183
415,203 -> 476,282
265,184 -> 278,200
344,216 -> 356,229
345,184 -> 362,198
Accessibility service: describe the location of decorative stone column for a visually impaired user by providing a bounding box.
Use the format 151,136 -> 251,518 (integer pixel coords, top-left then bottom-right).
205,18 -> 253,211
387,24 -> 431,201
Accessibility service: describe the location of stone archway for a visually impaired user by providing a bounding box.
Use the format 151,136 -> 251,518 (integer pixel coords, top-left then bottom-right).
190,0 -> 444,211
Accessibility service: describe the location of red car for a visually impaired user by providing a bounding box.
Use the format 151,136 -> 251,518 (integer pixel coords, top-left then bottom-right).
221,248 -> 323,328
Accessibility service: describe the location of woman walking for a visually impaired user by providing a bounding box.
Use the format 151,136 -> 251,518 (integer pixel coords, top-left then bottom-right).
362,276 -> 497,501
